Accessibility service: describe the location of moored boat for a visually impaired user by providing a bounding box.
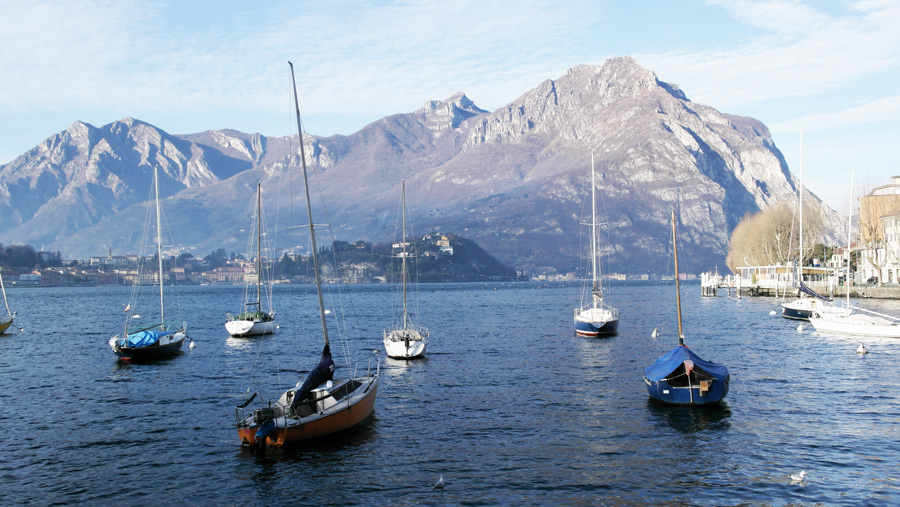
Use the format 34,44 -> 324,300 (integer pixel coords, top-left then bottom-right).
383,180 -> 429,359
644,211 -> 729,405
806,169 -> 900,338
0,267 -> 14,334
108,166 -> 188,361
235,62 -> 379,449
226,182 -> 276,337
781,282 -> 833,320
574,153 -> 618,336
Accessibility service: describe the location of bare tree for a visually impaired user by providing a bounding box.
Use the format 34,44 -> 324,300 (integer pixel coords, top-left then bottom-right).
859,188 -> 900,286
726,201 -> 823,273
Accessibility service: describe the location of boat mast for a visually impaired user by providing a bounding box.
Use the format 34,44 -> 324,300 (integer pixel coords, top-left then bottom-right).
401,179 -> 409,329
256,182 -> 262,311
798,125 -> 804,284
0,267 -> 10,318
846,169 -> 853,310
591,153 -> 601,305
672,210 -> 684,345
155,166 -> 165,325
289,61 -> 329,346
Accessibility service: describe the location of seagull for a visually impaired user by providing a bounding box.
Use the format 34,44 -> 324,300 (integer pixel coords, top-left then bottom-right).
789,471 -> 807,483
797,324 -> 805,332
433,475 -> 445,490
769,310 -> 777,316
651,328 -> 659,338
856,343 -> 867,354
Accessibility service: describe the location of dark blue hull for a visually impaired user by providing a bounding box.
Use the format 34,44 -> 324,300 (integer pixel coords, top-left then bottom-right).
644,375 -> 729,405
781,305 -> 812,320
574,318 -> 618,336
114,336 -> 186,361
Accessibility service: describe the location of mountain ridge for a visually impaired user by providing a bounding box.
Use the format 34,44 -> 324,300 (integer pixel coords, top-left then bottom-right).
0,57 -> 842,274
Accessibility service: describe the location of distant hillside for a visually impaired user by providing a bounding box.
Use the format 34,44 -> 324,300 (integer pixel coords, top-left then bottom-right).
0,57 -> 844,274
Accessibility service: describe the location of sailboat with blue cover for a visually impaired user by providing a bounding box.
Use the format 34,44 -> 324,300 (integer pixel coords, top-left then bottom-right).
644,211 -> 729,405
108,167 -> 188,361
574,154 -> 618,336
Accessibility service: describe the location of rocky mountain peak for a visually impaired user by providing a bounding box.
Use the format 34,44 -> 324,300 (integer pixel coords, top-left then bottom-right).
419,92 -> 487,131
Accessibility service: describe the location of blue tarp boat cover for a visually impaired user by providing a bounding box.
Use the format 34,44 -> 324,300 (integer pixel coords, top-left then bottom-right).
644,345 -> 729,382
125,329 -> 172,348
291,344 -> 335,407
799,281 -> 832,302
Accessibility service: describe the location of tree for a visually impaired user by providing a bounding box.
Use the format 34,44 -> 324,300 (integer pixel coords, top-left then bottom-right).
858,190 -> 900,286
726,201 -> 824,272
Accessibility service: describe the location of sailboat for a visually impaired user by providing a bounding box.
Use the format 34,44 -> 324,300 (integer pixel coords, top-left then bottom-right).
809,170 -> 900,338
644,211 -> 730,405
108,166 -> 188,360
0,267 -> 15,334
226,182 -> 276,337
383,180 -> 429,359
782,126 -> 832,320
235,61 -> 379,449
574,154 -> 619,336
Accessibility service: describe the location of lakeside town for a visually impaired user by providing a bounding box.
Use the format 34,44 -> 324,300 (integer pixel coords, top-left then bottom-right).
0,232 -> 532,286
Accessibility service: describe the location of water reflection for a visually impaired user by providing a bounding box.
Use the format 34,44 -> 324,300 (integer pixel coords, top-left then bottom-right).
646,399 -> 732,433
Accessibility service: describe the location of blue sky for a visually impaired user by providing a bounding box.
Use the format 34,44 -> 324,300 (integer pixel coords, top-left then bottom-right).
1,0 -> 898,213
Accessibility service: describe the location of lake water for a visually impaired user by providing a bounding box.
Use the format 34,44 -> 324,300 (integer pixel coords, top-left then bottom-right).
1,281 -> 898,506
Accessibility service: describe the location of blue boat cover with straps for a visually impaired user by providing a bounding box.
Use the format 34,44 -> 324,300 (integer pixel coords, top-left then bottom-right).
644,345 -> 729,382
125,329 -> 172,348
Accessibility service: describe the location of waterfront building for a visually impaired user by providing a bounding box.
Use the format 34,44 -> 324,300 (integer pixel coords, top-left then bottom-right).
858,176 -> 900,284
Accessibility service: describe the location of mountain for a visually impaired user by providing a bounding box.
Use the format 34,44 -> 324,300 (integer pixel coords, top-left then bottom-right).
0,57 -> 842,274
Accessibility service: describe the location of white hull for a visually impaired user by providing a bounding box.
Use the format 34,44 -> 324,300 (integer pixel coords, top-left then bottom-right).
226,318 -> 275,337
809,312 -> 900,338
383,327 -> 427,359
574,306 -> 618,325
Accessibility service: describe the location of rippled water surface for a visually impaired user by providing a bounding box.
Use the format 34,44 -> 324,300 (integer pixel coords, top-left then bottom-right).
1,282 -> 898,505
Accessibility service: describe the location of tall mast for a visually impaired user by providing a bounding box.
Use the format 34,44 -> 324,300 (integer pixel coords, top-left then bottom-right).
0,267 -> 10,317
289,61 -> 329,346
846,169 -> 853,310
256,182 -> 262,310
591,153 -> 600,304
799,124 -> 804,278
155,166 -> 165,325
672,210 -> 684,345
401,179 -> 409,329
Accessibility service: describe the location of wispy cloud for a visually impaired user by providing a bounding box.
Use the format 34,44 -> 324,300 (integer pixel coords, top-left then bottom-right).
638,0 -> 900,114
0,0 -> 597,123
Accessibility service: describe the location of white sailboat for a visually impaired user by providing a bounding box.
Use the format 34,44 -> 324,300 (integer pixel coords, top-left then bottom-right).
809,169 -> 900,338
108,166 -> 188,360
235,61 -> 379,449
782,126 -> 833,320
383,180 -> 429,359
0,267 -> 15,334
574,153 -> 619,336
226,182 -> 276,337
